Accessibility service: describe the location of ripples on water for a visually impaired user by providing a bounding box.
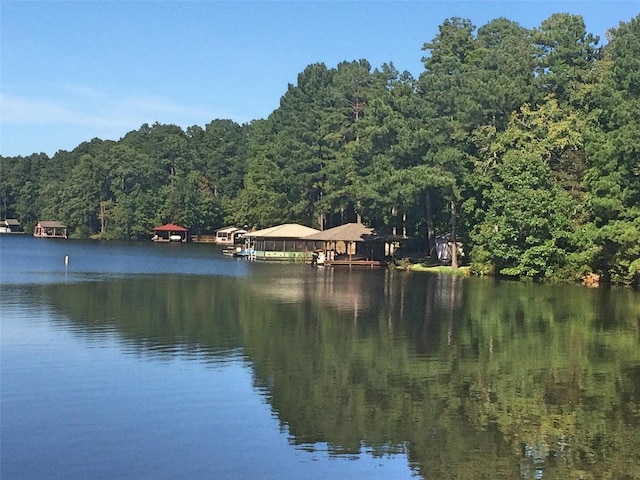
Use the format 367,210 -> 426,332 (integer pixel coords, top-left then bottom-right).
0,236 -> 251,285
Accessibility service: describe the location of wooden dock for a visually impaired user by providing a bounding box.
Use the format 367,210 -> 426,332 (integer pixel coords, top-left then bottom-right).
192,234 -> 217,243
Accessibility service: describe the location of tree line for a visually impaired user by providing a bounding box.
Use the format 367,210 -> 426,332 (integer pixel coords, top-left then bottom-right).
1,13 -> 639,286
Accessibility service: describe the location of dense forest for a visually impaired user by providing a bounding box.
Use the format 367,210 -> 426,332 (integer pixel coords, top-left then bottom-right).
1,13 -> 639,286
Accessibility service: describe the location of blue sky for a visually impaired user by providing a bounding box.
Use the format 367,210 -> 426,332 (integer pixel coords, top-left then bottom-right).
1,1 -> 638,157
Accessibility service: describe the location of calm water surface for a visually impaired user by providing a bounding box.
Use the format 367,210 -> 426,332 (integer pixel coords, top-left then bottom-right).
1,235 -> 639,479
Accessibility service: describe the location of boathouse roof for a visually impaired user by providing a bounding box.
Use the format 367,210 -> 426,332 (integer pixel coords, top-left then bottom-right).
215,226 -> 243,234
245,223 -> 320,239
152,223 -> 188,232
37,221 -> 67,228
303,222 -> 376,242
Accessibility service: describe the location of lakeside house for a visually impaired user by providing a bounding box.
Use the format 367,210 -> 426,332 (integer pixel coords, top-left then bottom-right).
214,226 -> 247,245
244,223 -> 322,261
34,221 -> 68,239
0,218 -> 22,234
434,235 -> 465,265
151,223 -> 188,243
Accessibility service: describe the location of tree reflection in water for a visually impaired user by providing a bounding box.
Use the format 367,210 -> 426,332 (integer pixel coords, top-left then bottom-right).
38,270 -> 640,479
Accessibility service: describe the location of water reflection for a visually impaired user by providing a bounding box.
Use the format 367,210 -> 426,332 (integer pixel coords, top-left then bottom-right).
5,268 -> 640,479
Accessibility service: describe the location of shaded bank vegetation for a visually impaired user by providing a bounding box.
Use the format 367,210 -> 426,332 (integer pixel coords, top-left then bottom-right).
2,13 -> 639,285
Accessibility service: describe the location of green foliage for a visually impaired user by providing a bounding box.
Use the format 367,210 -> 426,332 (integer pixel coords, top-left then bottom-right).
470,97 -> 585,280
582,15 -> 640,286
533,13 -> 601,106
2,12 -> 639,284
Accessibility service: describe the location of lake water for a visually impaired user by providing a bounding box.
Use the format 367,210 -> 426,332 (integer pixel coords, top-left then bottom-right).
1,235 -> 639,480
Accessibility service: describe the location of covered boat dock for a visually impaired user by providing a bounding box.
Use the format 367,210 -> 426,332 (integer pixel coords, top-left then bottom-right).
33,221 -> 67,239
303,222 -> 404,268
0,218 -> 22,234
214,226 -> 247,245
244,223 -> 322,261
151,223 -> 188,243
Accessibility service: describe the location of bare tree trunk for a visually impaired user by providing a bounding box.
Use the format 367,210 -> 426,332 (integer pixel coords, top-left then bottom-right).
425,192 -> 436,260
318,211 -> 325,231
99,200 -> 111,234
402,211 -> 407,238
450,199 -> 458,269
391,205 -> 397,236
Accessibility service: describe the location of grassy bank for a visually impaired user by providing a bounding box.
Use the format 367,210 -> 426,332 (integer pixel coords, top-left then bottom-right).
394,260 -> 471,276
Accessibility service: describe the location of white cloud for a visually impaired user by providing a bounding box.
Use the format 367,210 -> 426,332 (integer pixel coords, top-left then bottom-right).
0,86 -> 245,155
1,94 -> 84,125
1,91 -> 216,130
